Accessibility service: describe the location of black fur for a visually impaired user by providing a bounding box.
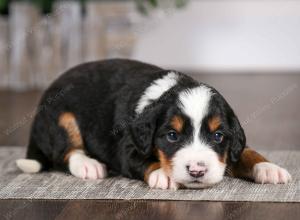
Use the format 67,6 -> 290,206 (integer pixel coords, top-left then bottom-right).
25,59 -> 246,180
205,91 -> 246,164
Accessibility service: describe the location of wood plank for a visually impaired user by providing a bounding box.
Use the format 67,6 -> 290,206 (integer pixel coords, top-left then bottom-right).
0,199 -> 299,220
54,200 -> 300,220
102,2 -> 137,59
0,200 -> 67,220
0,16 -> 9,89
8,2 -> 40,90
83,1 -> 138,61
52,1 -> 83,74
34,17 -> 57,88
83,1 -> 106,62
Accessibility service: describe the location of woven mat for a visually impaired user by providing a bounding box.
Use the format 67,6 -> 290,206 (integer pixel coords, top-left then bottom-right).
0,147 -> 299,202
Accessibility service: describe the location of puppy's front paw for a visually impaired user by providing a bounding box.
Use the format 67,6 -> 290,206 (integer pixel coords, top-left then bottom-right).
69,151 -> 107,180
148,168 -> 178,190
253,162 -> 291,184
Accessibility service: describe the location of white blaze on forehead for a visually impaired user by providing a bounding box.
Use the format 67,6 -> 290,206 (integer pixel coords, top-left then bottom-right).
179,85 -> 213,151
135,71 -> 179,114
173,86 -> 225,188
178,85 -> 212,127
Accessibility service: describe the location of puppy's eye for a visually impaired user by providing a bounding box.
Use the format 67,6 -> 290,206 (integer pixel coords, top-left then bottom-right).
166,130 -> 179,143
214,132 -> 224,143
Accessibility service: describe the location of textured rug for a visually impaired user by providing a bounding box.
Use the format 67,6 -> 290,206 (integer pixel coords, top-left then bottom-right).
0,147 -> 299,202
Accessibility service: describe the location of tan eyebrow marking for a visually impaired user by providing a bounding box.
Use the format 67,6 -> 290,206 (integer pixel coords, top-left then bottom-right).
170,115 -> 184,133
208,116 -> 221,132
219,151 -> 228,164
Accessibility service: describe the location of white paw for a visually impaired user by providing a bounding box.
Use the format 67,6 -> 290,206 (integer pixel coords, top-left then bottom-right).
148,168 -> 178,190
253,162 -> 292,184
69,150 -> 107,180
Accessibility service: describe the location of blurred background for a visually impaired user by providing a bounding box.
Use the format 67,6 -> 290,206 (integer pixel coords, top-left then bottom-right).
0,0 -> 299,151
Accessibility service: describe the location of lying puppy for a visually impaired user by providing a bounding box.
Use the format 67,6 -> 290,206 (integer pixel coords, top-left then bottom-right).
17,59 -> 291,189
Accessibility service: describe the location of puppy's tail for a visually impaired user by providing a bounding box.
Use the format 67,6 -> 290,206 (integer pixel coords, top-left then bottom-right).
16,137 -> 48,173
16,159 -> 42,173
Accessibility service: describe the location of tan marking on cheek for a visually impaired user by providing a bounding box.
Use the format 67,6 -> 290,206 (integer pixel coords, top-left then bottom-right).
158,150 -> 173,176
144,162 -> 161,182
208,116 -> 221,132
58,112 -> 84,162
170,115 -> 184,133
218,151 -> 228,164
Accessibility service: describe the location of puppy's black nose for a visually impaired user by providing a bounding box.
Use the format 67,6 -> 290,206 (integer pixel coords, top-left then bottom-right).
188,170 -> 206,178
186,162 -> 207,178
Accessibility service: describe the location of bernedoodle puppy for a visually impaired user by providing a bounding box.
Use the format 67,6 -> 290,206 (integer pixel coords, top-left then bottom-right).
17,59 -> 291,189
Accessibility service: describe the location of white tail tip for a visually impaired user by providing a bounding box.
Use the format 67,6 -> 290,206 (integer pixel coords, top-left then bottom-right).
16,159 -> 42,173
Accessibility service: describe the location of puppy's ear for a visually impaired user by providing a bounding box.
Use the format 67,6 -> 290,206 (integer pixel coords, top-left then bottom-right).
228,114 -> 246,163
130,104 -> 163,157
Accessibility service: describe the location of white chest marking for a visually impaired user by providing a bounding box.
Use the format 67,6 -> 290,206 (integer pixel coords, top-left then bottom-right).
135,72 -> 178,114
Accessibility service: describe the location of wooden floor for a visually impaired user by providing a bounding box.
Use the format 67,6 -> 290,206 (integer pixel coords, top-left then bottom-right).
0,200 -> 300,220
0,73 -> 299,219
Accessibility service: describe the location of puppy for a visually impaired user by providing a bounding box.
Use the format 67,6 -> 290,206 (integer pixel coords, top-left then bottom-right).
16,59 -> 291,189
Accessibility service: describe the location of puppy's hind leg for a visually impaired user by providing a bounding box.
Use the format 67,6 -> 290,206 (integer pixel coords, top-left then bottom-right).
67,150 -> 107,180
59,112 -> 107,180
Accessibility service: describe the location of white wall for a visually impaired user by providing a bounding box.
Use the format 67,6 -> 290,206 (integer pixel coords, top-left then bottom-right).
133,0 -> 300,72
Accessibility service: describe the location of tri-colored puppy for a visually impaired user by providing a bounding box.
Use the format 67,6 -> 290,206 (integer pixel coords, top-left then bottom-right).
17,59 -> 291,189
